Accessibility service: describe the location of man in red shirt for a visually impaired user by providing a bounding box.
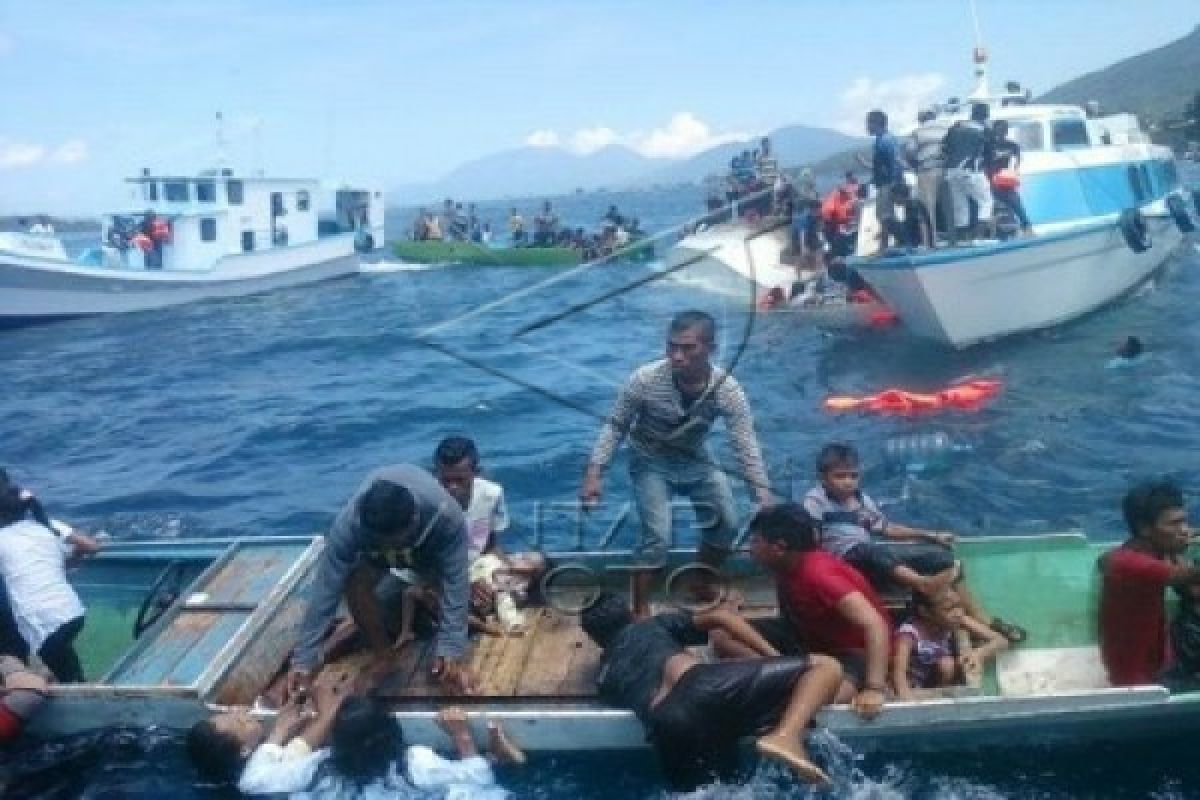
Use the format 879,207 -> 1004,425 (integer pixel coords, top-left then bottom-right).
744,502 -> 893,718
1099,480 -> 1198,687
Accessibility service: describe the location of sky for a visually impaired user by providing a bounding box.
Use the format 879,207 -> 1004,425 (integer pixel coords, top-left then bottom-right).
1,0 -> 1197,214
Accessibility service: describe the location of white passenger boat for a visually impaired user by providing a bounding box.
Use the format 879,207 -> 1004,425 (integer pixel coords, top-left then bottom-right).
666,50 -> 1197,348
0,170 -> 385,326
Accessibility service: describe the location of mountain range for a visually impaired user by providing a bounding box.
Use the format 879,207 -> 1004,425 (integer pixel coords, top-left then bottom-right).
391,124 -> 864,204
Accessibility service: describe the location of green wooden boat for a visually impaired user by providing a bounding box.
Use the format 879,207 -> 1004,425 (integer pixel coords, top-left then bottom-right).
28,532 -> 1200,755
391,238 -> 655,266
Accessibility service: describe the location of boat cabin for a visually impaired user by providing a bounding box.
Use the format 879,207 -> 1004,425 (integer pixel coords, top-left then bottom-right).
98,169 -> 384,271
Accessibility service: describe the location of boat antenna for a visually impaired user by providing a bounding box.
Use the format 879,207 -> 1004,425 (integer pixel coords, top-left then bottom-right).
252,118 -> 263,177
967,0 -> 990,101
215,111 -> 230,172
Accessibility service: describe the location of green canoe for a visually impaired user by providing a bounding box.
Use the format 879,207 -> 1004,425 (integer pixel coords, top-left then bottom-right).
391,238 -> 655,266
29,531 -> 1200,754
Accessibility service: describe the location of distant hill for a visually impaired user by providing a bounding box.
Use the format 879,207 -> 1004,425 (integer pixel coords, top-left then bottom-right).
391,144 -> 652,204
641,125 -> 866,185
391,124 -> 866,204
1039,24 -> 1200,123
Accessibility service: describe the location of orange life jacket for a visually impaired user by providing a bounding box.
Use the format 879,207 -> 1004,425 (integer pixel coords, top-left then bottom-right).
824,379 -> 1002,415
150,217 -> 171,243
131,232 -> 154,253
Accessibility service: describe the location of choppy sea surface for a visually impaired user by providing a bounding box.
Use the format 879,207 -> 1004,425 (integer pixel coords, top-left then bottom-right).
2,176 -> 1200,797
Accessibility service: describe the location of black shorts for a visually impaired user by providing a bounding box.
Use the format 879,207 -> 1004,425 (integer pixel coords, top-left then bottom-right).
647,657 -> 812,788
843,541 -> 957,591
748,617 -> 867,689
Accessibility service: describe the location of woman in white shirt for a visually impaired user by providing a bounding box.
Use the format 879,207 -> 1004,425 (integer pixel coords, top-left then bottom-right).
0,472 -> 99,682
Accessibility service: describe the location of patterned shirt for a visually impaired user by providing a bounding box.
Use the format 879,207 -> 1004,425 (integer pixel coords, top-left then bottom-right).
802,485 -> 889,557
589,359 -> 768,490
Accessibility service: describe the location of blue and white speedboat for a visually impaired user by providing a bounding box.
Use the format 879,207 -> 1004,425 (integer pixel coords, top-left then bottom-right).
852,49 -> 1196,347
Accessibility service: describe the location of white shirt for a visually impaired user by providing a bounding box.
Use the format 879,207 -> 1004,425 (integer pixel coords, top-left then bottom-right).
240,740 -> 505,799
0,520 -> 84,651
465,478 -> 509,562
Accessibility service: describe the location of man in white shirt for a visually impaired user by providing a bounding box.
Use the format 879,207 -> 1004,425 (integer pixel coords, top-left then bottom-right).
0,475 -> 100,682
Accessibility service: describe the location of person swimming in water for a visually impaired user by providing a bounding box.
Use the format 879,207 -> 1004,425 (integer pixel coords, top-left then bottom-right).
1107,336 -> 1146,369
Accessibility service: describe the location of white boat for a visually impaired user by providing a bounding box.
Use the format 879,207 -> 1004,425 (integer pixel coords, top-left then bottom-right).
666,50 -> 1197,348
0,169 -> 386,325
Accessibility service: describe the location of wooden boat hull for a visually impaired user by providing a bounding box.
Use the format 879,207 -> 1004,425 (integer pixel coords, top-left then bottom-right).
30,532 -> 1200,757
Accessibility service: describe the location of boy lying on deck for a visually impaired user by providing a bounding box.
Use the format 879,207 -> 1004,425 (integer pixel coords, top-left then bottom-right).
580,590 -> 843,790
803,442 -> 1026,645
187,671 -> 523,795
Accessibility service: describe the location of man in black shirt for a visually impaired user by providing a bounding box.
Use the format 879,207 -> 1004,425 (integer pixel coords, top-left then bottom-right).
581,591 -> 842,790
986,120 -> 1033,236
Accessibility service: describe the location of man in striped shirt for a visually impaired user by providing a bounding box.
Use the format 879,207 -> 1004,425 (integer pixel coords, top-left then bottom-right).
581,311 -> 771,615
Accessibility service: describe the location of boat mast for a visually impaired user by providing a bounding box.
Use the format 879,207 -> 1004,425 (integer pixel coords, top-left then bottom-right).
215,111 -> 230,173
967,0 -> 990,101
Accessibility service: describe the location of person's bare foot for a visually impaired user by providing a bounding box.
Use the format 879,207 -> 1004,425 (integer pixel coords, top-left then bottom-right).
755,734 -> 831,787
487,720 -> 527,765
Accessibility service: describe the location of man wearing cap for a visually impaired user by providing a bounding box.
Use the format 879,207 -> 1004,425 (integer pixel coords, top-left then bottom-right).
286,465 -> 474,699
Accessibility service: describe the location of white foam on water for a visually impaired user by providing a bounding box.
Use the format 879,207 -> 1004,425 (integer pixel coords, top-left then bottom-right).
359,259 -> 452,273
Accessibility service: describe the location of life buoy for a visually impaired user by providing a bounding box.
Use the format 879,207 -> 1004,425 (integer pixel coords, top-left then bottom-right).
824,379 -> 1002,416
354,231 -> 376,253
990,169 -> 1020,191
1117,208 -> 1150,253
1165,194 -> 1196,233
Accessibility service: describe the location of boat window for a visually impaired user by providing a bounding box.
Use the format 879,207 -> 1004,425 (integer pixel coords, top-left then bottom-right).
241,231 -> 255,252
200,218 -> 217,241
196,180 -> 216,203
296,190 -> 310,212
164,181 -> 189,202
1008,120 -> 1044,151
1127,165 -> 1148,204
148,182 -> 158,202
1051,119 -> 1090,151
226,180 -> 244,205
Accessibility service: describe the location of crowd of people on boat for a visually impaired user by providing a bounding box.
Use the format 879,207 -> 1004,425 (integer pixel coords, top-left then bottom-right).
1,311 -> 1194,792
409,198 -> 643,260
707,107 -> 1035,287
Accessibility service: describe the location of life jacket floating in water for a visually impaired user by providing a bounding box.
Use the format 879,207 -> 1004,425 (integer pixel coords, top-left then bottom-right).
824,378 -> 1002,415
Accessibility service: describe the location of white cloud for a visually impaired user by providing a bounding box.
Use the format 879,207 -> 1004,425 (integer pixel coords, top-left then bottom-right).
525,129 -> 560,148
832,73 -> 947,135
522,112 -> 749,160
50,139 -> 88,164
570,126 -> 619,155
0,140 -> 46,169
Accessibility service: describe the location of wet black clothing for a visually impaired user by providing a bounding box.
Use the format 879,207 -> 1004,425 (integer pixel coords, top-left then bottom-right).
943,120 -> 989,171
595,611 -> 707,723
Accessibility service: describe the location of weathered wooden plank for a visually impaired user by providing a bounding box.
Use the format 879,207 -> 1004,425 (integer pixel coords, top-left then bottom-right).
164,613 -> 252,685
472,610 -> 548,697
515,610 -> 598,697
113,611 -> 222,685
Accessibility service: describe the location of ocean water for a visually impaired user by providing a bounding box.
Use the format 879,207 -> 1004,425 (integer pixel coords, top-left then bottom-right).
2,178 -> 1200,797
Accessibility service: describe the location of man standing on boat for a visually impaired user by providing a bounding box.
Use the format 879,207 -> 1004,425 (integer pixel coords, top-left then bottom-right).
580,310 -> 771,617
287,465 -> 475,699
942,103 -> 994,243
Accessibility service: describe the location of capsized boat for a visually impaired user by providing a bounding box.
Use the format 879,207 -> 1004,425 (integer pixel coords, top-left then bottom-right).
392,236 -> 656,266
30,531 -> 1200,754
666,50 -> 1198,347
0,170 -> 385,326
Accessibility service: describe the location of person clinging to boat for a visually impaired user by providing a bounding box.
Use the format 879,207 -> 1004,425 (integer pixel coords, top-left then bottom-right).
580,589 -> 843,790
579,310 -> 772,618
285,465 -> 477,703
890,588 -> 1008,701
741,503 -> 893,719
0,655 -> 48,745
801,443 -> 1026,644
0,469 -> 101,683
189,669 -> 522,794
1098,480 -> 1199,687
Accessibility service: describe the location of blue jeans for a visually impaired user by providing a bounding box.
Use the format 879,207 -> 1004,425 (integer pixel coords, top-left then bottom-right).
629,452 -> 739,567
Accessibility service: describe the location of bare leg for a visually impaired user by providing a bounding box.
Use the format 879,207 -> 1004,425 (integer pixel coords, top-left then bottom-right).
709,628 -> 759,660
895,563 -> 959,597
437,707 -> 478,759
755,655 -> 843,787
936,655 -> 958,687
952,580 -> 992,627
487,720 -> 527,765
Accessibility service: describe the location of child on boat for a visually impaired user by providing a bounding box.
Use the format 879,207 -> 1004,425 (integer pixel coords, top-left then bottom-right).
188,671 -> 522,795
802,442 -> 1026,644
891,589 -> 1008,701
